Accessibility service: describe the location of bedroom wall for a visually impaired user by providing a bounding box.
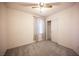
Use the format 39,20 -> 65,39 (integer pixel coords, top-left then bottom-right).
46,3 -> 79,54
0,3 -> 7,55
7,8 -> 36,49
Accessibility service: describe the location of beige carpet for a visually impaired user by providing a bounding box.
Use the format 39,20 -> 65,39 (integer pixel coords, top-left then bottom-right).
4,40 -> 78,56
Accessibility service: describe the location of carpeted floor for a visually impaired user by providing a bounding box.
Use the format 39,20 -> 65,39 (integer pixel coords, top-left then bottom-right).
4,40 -> 78,56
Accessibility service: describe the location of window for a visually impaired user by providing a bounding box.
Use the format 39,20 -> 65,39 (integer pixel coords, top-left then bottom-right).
37,18 -> 44,34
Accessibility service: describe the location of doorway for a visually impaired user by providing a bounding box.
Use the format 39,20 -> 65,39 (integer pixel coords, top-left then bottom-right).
47,21 -> 51,40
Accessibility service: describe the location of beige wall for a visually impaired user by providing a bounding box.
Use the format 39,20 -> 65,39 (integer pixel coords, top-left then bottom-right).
0,3 -> 7,55
0,3 -> 41,55
7,8 -> 37,49
46,3 -> 79,54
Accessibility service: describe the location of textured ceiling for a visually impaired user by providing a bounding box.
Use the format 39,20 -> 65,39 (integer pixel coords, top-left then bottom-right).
5,2 -> 75,17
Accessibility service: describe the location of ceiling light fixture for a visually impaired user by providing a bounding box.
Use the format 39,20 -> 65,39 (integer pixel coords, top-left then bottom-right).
38,0 -> 45,13
32,0 -> 53,13
38,2 -> 45,13
39,2 -> 44,8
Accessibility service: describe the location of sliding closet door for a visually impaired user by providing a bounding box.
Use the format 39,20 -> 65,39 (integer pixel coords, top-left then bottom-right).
34,16 -> 46,42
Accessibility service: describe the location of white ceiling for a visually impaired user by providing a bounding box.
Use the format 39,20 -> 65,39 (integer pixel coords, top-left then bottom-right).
5,2 -> 76,17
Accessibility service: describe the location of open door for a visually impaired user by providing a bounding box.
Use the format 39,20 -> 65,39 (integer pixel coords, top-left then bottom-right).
47,21 -> 51,40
